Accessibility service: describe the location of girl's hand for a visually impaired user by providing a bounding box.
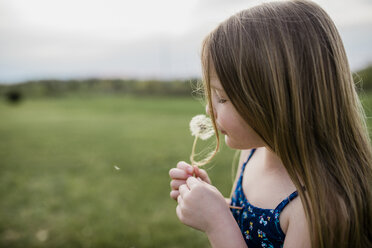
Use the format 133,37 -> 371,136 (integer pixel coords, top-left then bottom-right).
169,161 -> 211,201
176,176 -> 231,233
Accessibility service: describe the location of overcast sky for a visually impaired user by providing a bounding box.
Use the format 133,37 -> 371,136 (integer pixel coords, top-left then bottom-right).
1,0 -> 372,84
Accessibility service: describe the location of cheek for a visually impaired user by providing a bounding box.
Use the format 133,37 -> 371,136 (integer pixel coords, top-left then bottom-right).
224,117 -> 265,149
224,128 -> 264,149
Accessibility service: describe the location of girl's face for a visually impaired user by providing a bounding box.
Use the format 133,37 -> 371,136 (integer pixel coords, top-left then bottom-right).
206,74 -> 265,149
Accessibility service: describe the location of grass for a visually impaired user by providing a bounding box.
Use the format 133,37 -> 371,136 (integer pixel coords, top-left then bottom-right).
0,95 -> 236,248
0,92 -> 371,248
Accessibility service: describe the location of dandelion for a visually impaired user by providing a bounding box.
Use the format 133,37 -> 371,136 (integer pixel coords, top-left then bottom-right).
114,165 -> 120,170
36,229 -> 49,242
189,114 -> 215,168
190,114 -> 214,140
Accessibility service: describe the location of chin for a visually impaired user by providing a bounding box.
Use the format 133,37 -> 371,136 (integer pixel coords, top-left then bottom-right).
224,135 -> 241,149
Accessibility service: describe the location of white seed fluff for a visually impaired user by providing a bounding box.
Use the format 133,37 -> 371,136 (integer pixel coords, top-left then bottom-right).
189,114 -> 214,140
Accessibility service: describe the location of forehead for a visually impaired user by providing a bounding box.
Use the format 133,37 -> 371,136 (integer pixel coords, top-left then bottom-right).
209,73 -> 224,91
210,78 -> 225,92
206,62 -> 225,92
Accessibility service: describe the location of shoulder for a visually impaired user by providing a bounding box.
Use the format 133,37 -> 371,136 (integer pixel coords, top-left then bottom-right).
231,149 -> 252,193
237,149 -> 254,173
282,196 -> 311,248
239,149 -> 252,165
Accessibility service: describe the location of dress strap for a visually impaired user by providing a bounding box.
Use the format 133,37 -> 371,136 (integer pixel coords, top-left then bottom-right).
274,190 -> 299,212
241,148 -> 256,173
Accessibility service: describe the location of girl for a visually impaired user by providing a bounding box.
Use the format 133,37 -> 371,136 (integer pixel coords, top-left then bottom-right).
169,0 -> 372,247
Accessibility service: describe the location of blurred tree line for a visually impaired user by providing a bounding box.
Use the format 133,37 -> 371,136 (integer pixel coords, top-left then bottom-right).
0,78 -> 201,103
0,64 -> 371,103
355,65 -> 372,92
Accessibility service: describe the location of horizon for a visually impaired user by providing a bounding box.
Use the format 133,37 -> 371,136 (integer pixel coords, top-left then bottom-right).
1,63 -> 372,86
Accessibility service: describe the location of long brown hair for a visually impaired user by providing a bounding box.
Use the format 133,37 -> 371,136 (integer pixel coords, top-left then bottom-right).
201,0 -> 372,247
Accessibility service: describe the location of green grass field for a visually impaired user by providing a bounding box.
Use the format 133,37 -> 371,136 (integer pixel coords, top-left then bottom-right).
0,95 -> 238,248
0,93 -> 371,248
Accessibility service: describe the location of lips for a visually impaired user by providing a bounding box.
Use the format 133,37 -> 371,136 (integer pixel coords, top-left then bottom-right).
216,123 -> 226,135
219,128 -> 227,135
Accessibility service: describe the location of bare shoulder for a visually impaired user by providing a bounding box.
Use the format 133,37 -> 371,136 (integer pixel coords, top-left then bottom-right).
239,149 -> 252,165
237,149 -> 253,174
235,149 -> 252,174
282,196 -> 311,248
231,149 -> 252,194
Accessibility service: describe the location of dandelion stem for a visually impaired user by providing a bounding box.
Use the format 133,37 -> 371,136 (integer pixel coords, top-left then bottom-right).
190,135 -> 199,168
229,206 -> 243,210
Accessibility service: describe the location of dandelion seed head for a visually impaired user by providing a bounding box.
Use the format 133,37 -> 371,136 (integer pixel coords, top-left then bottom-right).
189,114 -> 214,140
36,229 -> 49,242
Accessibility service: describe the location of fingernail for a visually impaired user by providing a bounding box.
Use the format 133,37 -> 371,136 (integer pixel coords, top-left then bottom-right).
187,167 -> 193,173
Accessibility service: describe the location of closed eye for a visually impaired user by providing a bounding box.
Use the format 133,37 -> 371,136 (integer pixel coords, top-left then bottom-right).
212,89 -> 228,104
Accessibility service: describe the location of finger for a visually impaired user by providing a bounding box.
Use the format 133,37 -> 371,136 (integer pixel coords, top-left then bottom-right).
176,204 -> 184,222
177,195 -> 183,206
169,168 -> 191,180
197,169 -> 211,184
193,166 -> 200,177
186,176 -> 200,189
179,184 -> 190,198
170,179 -> 186,190
177,161 -> 194,174
170,190 -> 179,200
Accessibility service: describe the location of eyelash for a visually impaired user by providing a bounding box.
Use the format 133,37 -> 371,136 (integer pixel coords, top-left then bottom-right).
212,90 -> 227,104
218,98 -> 227,103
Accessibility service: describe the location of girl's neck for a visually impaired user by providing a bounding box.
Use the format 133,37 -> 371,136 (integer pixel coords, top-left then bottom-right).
257,146 -> 286,173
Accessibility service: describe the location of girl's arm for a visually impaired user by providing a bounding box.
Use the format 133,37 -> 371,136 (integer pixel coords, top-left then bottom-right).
206,215 -> 248,248
283,198 -> 311,248
231,150 -> 251,193
177,177 -> 247,248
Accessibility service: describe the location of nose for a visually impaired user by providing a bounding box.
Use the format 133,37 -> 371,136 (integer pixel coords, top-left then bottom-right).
205,104 -> 210,116
205,104 -> 216,119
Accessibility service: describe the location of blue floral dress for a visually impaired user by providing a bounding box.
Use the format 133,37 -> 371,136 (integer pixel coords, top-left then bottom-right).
230,149 -> 298,248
